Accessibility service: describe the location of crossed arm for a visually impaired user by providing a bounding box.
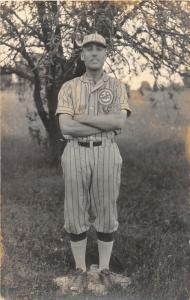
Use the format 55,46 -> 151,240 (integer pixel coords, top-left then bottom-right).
59,111 -> 127,138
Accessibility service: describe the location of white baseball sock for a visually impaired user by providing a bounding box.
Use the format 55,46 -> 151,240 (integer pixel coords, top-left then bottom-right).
70,238 -> 87,272
98,239 -> 113,271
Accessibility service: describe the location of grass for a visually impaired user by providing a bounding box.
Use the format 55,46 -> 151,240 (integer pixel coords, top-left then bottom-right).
1,131 -> 190,300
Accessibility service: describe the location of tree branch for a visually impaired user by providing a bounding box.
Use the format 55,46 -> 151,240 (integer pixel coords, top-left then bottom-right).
5,7 -> 44,42
119,0 -> 149,27
35,1 -> 51,51
0,13 -> 36,70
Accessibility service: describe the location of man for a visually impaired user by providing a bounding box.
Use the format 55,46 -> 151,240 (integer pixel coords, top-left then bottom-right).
55,32 -> 131,295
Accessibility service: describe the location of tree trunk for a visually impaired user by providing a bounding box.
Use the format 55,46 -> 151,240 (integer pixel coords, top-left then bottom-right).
33,76 -> 65,166
47,115 -> 66,166
33,78 -> 49,132
46,86 -> 67,166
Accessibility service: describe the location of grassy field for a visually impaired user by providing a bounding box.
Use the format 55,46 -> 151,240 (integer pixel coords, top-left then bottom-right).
1,87 -> 190,300
1,134 -> 190,300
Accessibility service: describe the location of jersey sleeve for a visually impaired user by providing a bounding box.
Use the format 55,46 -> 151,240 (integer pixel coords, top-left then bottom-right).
55,81 -> 74,116
118,82 -> 132,117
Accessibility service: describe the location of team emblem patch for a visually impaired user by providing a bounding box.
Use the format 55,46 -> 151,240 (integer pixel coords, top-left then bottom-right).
98,89 -> 113,106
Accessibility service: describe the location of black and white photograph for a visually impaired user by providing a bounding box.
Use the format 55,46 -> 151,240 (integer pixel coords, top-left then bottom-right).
1,1 -> 190,299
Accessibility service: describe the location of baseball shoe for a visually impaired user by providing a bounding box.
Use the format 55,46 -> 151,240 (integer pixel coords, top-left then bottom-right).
53,268 -> 87,296
99,268 -> 131,290
87,264 -> 108,296
69,268 -> 87,295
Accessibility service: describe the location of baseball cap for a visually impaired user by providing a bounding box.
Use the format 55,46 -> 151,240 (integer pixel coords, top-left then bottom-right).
82,33 -> 106,48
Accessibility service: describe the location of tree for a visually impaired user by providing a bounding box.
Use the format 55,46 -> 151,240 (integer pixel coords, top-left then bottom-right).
1,0 -> 190,163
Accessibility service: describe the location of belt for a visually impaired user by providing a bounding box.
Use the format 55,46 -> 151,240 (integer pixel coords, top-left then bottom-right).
78,141 -> 102,147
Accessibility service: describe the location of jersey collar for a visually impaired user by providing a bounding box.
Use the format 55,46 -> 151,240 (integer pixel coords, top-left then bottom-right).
80,71 -> 109,84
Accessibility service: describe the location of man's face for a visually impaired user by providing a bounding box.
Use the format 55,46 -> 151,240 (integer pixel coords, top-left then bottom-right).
81,43 -> 106,70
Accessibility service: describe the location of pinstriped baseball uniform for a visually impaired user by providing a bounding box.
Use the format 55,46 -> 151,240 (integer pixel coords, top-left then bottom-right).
56,71 -> 131,234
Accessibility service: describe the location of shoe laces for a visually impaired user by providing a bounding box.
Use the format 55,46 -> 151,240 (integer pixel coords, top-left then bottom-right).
75,268 -> 85,274
100,268 -> 111,275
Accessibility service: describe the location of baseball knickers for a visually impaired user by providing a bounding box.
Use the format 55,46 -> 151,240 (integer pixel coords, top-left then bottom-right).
61,139 -> 122,234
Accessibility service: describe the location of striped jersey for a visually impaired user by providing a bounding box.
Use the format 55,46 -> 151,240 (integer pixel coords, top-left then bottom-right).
55,71 -> 131,141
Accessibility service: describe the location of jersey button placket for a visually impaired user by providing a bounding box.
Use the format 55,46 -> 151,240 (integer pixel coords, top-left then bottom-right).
88,92 -> 94,116
88,90 -> 95,142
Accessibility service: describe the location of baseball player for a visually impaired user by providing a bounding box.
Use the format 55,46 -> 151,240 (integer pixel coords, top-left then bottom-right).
55,32 -> 131,295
